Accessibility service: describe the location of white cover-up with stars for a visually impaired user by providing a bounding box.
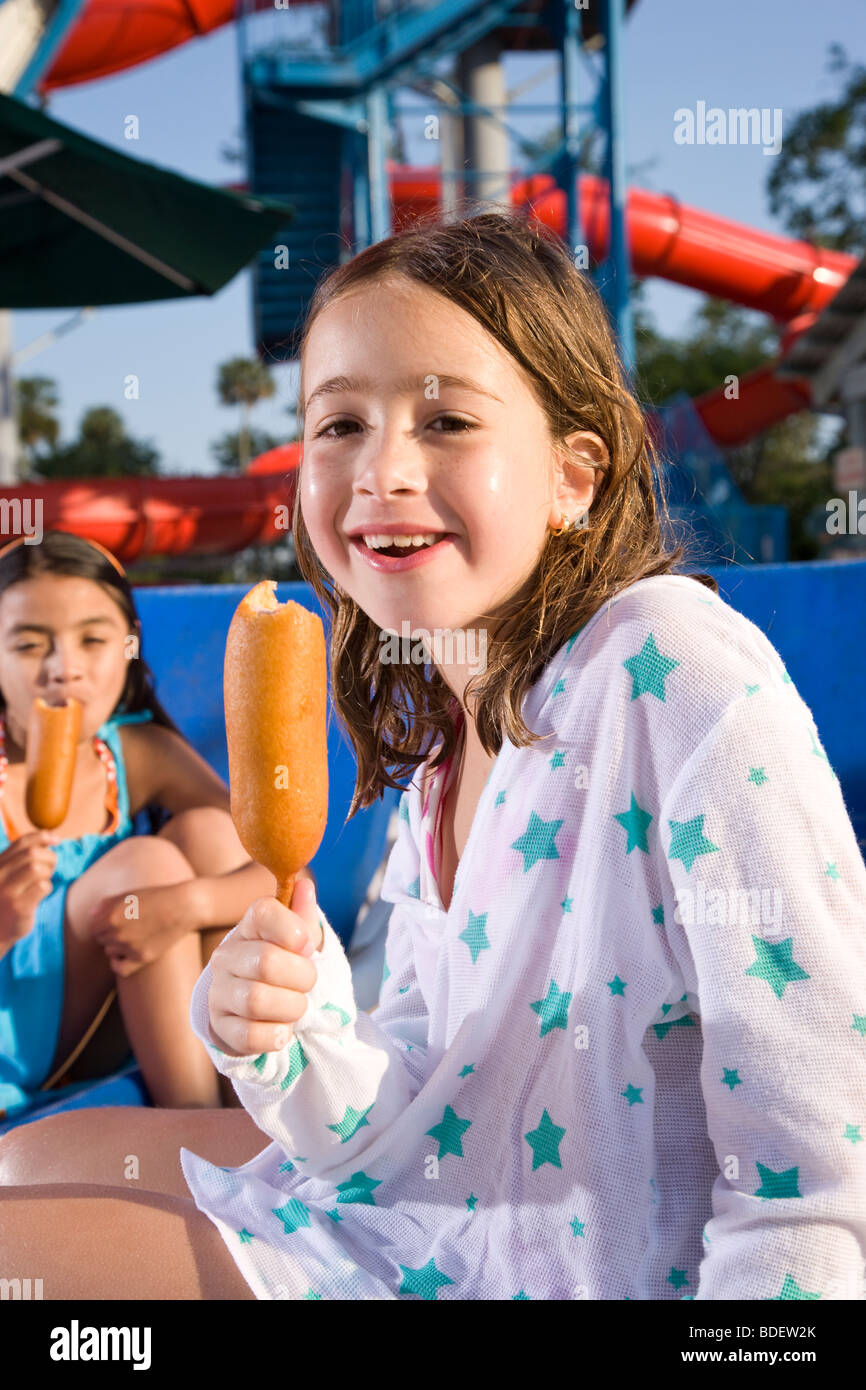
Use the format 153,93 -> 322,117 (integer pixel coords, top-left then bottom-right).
179,573 -> 866,1301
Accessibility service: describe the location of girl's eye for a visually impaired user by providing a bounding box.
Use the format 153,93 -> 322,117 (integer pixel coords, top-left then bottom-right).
82,638 -> 105,645
314,415 -> 476,439
15,638 -> 106,652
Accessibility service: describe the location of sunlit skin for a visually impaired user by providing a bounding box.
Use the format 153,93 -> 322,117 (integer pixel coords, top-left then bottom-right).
299,275 -> 608,770
0,574 -> 133,771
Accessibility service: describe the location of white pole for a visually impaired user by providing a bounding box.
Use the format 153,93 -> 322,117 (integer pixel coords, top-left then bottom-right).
0,310 -> 19,484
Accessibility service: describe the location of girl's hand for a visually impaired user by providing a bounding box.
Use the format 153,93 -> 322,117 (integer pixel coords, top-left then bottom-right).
0,831 -> 58,953
91,879 -> 204,976
208,876 -> 321,1058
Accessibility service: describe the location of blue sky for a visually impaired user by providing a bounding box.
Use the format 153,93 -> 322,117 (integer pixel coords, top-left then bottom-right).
10,0 -> 865,475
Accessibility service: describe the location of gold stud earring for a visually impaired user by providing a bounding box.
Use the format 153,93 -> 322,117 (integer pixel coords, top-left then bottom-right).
550,513 -> 570,537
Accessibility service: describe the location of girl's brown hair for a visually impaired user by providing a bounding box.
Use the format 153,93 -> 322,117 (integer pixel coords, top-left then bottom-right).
291,205 -> 718,818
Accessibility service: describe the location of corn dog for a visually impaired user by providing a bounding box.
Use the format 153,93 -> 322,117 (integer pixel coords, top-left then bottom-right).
25,696 -> 83,830
223,580 -> 328,907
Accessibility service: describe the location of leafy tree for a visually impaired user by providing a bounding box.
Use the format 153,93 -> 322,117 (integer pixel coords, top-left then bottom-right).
15,376 -> 60,473
216,357 -> 276,470
766,43 -> 866,253
36,406 -> 159,478
210,428 -> 281,472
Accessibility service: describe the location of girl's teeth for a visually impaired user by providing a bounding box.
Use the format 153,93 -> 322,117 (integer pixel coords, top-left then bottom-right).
363,533 -> 440,549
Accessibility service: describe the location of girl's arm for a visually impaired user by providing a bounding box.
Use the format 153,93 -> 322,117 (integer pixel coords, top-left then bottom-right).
186,789 -> 430,1176
659,687 -> 866,1302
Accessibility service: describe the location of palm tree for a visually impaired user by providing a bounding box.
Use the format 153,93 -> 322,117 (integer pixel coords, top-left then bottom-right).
16,376 -> 60,475
216,357 -> 276,470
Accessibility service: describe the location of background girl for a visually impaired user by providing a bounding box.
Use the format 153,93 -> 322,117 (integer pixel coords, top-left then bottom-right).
0,210 -> 864,1300
0,529 -> 279,1120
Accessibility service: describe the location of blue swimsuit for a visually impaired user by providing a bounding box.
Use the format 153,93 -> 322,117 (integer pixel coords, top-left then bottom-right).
0,707 -> 156,1123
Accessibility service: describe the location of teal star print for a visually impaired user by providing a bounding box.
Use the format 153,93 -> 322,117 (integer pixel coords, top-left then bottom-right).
510,811 -> 564,871
466,1194 -> 478,1212
335,1171 -> 382,1205
667,814 -> 720,872
607,975 -> 627,996
561,895 -> 573,912
844,1125 -> 862,1144
552,678 -> 566,697
530,979 -> 572,1037
238,1228 -> 253,1244
569,1217 -> 585,1237
622,633 -> 680,701
399,794 -> 410,822
524,1109 -> 566,1170
321,1001 -> 351,1025
495,789 -> 506,806
325,1209 -> 342,1222
826,862 -> 840,881
279,1037 -> 308,1091
722,1068 -> 742,1091
549,749 -> 566,769
772,1274 -> 821,1300
513,1291 -> 531,1300
745,936 -> 811,999
459,1064 -> 475,1078
459,910 -> 491,964
614,793 -> 652,854
754,1162 -> 801,1199
566,628 -> 583,653
272,1198 -> 311,1234
304,1289 -> 321,1300
279,1159 -> 295,1173
426,1105 -> 472,1159
652,904 -> 664,925
326,1103 -> 374,1143
407,875 -> 421,898
748,766 -> 768,786
853,1015 -> 866,1037
667,1268 -> 690,1290
746,682 -> 760,696
621,1084 -> 644,1106
398,1260 -> 454,1300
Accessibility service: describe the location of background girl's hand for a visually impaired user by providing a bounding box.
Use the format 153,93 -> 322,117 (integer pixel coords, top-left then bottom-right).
90,879 -> 204,976
0,831 -> 58,953
208,876 -> 321,1058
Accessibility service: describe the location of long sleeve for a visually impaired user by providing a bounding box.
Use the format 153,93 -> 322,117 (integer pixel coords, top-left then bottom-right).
657,685 -> 866,1301
187,790 -> 431,1179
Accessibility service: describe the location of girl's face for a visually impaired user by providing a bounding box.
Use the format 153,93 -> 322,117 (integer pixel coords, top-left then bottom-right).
300,277 -> 604,643
0,574 -> 133,750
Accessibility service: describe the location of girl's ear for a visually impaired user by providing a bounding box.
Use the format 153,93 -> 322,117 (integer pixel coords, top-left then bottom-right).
549,431 -> 607,529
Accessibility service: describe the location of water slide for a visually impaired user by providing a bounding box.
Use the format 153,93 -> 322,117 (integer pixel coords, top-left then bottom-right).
4,0 -> 854,560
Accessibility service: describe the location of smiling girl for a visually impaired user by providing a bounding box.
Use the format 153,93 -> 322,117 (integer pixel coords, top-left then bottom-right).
0,211 -> 864,1301
0,530 -> 278,1121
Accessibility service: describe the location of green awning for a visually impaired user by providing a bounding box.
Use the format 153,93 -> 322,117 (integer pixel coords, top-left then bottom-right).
0,91 -> 295,308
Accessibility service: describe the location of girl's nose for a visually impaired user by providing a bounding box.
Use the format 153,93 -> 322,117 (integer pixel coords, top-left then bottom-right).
353,425 -> 426,497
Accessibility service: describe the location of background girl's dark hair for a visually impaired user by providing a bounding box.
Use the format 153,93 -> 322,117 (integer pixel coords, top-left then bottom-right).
292,204 -> 719,818
0,529 -> 184,737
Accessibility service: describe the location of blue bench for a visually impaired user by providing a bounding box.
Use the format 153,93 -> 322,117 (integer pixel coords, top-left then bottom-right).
2,562 -> 864,1134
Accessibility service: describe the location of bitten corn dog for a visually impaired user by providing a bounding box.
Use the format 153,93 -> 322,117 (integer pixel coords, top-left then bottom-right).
223,580 -> 328,908
25,696 -> 83,830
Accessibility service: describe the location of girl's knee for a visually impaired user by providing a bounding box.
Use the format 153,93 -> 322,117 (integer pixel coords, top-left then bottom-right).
101,834 -> 196,885
157,806 -> 232,848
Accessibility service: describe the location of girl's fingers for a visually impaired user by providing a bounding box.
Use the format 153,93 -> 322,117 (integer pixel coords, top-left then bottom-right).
209,1012 -> 298,1059
212,974 -> 311,1028
223,938 -> 317,993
